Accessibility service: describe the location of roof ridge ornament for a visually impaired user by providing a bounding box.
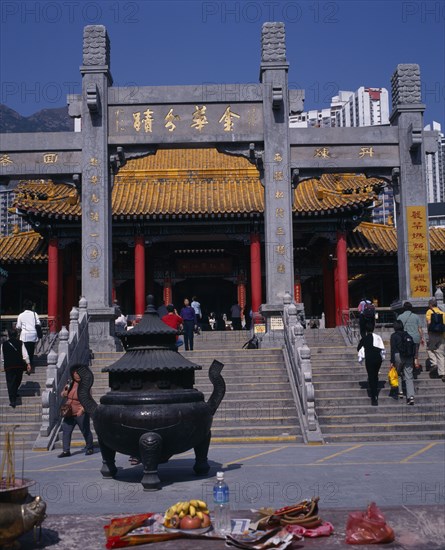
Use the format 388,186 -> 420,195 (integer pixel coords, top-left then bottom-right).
261,22 -> 286,63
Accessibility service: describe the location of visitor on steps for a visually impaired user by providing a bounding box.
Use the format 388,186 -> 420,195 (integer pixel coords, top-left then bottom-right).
180,298 -> 197,351
162,305 -> 184,347
191,296 -> 202,333
397,302 -> 424,371
425,297 -> 445,382
58,365 -> 94,458
1,328 -> 31,408
357,321 -> 385,406
390,320 -> 415,405
16,299 -> 41,367
230,302 -> 242,330
358,297 -> 375,339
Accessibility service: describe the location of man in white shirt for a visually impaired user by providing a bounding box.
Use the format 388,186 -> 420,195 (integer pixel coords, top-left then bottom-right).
16,299 -> 41,365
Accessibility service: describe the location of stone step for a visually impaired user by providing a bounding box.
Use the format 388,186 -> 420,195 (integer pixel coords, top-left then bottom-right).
323,430 -> 445,443
313,385 -> 445,397
320,421 -> 445,434
318,411 -> 445,424
315,395 -> 444,407
311,379 -> 443,390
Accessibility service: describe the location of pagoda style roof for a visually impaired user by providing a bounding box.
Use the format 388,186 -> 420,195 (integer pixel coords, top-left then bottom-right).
13,149 -> 381,220
0,229 -> 47,263
348,222 -> 445,256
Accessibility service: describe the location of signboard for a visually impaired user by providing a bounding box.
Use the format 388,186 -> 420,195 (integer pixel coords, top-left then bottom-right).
109,103 -> 263,141
176,258 -> 232,275
270,316 -> 284,331
254,324 -> 266,334
406,206 -> 431,298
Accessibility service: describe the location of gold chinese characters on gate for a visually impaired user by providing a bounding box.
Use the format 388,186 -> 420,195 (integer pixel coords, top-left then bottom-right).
313,146 -> 375,158
406,206 -> 431,297
128,105 -> 241,133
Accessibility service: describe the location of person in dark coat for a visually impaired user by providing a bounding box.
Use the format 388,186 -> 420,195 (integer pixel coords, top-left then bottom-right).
1,328 -> 31,408
58,364 -> 94,458
180,298 -> 197,351
357,321 -> 386,406
390,320 -> 415,404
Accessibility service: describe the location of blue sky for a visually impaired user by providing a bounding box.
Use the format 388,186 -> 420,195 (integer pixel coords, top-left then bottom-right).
1,0 -> 444,125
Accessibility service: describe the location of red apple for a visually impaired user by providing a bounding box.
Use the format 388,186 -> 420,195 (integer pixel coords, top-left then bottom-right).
200,513 -> 211,528
180,515 -> 202,530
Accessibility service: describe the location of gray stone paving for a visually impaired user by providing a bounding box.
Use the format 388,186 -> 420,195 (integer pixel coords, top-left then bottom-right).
17,441 -> 444,516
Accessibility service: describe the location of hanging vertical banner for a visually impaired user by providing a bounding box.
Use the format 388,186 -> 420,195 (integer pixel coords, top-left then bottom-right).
406,206 -> 431,298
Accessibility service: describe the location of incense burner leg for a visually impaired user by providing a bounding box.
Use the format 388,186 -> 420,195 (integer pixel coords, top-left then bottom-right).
193,430 -> 211,475
99,439 -> 117,478
139,432 -> 162,491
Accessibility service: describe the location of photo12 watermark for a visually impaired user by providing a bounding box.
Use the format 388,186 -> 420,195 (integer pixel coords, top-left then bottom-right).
1,2 -> 140,24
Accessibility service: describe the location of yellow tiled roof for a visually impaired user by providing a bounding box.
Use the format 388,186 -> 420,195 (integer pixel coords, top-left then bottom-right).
1,223 -> 443,264
349,222 -> 445,255
0,230 -> 47,263
294,174 -> 381,214
14,149 -> 380,218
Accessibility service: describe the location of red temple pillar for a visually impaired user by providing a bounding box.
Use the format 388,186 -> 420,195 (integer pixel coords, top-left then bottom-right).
294,278 -> 302,303
48,237 -> 59,333
237,273 -> 246,321
64,252 -> 77,327
134,235 -> 145,318
335,230 -> 349,326
250,233 -> 262,314
57,247 -> 64,331
163,275 -> 172,306
322,250 -> 336,328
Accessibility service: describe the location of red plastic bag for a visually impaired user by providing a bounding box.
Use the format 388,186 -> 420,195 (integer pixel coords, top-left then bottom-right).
345,502 -> 395,545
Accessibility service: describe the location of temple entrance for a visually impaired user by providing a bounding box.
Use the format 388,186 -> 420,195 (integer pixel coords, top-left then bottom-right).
173,277 -> 236,326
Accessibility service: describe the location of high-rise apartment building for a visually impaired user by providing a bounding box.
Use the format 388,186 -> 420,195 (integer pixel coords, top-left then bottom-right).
0,188 -> 31,237
290,87 -> 393,224
424,122 -> 445,205
289,87 -> 390,129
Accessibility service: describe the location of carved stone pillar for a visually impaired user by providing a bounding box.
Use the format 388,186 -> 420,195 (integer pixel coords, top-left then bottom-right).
259,22 -> 294,339
48,237 -> 59,333
391,64 -> 432,306
80,25 -> 115,350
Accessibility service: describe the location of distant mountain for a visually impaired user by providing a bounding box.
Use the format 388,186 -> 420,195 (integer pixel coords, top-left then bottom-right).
0,104 -> 73,133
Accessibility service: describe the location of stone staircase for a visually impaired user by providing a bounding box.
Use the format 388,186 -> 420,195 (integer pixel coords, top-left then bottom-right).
63,330 -> 302,448
0,364 -> 46,449
308,328 -> 445,442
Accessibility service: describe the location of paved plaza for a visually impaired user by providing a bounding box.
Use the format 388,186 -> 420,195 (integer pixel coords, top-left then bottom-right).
12,441 -> 445,548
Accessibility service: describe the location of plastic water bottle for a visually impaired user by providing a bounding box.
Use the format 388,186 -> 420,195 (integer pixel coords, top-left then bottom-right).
213,471 -> 231,535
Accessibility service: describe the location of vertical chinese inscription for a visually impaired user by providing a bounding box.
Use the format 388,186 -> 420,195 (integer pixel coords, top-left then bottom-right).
406,206 -> 431,297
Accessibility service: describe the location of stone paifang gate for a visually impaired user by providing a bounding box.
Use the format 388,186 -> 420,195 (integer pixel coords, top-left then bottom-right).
0,23 -> 436,350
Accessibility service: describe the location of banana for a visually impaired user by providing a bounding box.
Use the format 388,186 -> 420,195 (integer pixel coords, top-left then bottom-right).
178,510 -> 185,519
189,505 -> 196,517
196,511 -> 204,520
182,502 -> 190,513
200,508 -> 209,514
189,499 -> 199,507
197,500 -> 207,509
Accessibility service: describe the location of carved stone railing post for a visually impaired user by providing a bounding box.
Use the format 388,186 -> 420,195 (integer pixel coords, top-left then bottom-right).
299,344 -> 317,432
79,296 -> 88,323
34,297 -> 91,450
58,326 -> 69,363
69,306 -> 79,339
281,295 -> 323,443
435,287 -> 444,308
39,349 -> 58,438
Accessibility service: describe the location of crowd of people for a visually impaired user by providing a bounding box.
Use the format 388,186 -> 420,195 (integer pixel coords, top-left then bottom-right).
1,293 -> 443,455
357,297 -> 444,406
